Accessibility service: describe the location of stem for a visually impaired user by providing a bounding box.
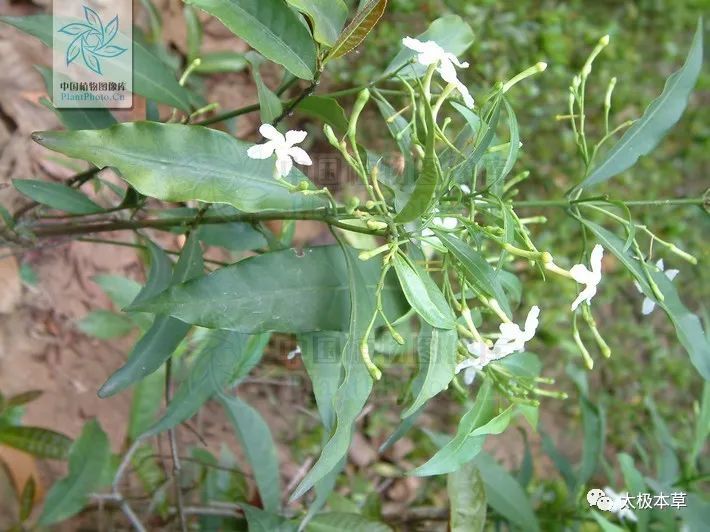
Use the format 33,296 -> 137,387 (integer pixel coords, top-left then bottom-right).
165,359 -> 187,532
511,197 -> 706,208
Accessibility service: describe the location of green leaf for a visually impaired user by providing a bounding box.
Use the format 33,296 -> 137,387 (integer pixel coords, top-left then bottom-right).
0,426 -> 72,459
36,67 -> 117,130
691,381 -> 710,464
144,331 -> 269,436
286,0 -> 348,47
590,511 -> 626,532
306,512 -> 392,532
128,370 -> 164,441
92,275 -> 142,310
581,19 -> 703,187
186,0 -> 317,80
130,246 -> 407,334
3,390 -> 43,409
220,396 -> 281,512
290,246 -> 375,500
193,51 -> 248,73
184,4 -> 203,61
577,396 -> 603,487
617,453 -> 649,532
98,233 -> 204,397
402,324 -> 457,417
393,254 -> 455,329
448,461 -> 486,532
495,98 -> 520,188
473,452 -> 539,532
38,420 -> 110,525
241,504 -> 296,531
300,332 -> 345,433
297,96 -> 349,134
581,220 -> 710,380
384,15 -> 474,76
13,179 -> 102,215
325,0 -> 387,62
19,477 -> 36,523
130,239 -> 173,307
247,52 -> 283,124
434,231 -> 512,318
0,15 -> 191,111
32,122 -> 326,213
76,310 -> 135,339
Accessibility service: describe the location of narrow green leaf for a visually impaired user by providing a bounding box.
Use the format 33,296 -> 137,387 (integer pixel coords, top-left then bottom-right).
38,420 -> 110,525
325,0 -> 387,61
144,331 -> 269,436
19,477 -> 36,522
76,310 -> 135,339
0,426 -> 72,459
290,246 -> 375,500
384,15 -> 474,76
4,390 -> 43,409
241,504 -> 296,531
220,395 -> 281,512
577,396 -> 603,487
496,98 -> 520,186
448,462 -> 486,532
582,19 -> 703,187
130,246 -> 407,334
130,239 -> 173,307
0,15 -> 192,111
13,179 -> 102,215
128,369 -> 164,440
306,512 -> 392,532
401,324 -> 456,418
617,453 -> 649,532
473,452 -> 539,532
581,220 -> 710,379
297,96 -> 349,134
32,122 -> 327,213
184,4 -> 202,61
393,254 -> 455,329
434,231 -> 512,318
691,381 -> 710,463
98,233 -> 203,397
186,0 -> 316,80
300,332 -> 345,433
92,275 -> 142,310
247,53 -> 284,124
590,511 -> 626,532
286,0 -> 348,47
193,51 -> 248,73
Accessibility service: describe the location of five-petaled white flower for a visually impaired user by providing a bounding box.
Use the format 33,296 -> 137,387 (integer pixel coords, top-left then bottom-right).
634,259 -> 678,315
402,37 -> 475,108
247,124 -> 313,178
422,216 -> 458,237
570,244 -> 604,311
456,306 -> 541,385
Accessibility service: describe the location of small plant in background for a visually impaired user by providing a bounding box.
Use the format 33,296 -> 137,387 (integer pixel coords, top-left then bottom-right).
0,1 -> 707,530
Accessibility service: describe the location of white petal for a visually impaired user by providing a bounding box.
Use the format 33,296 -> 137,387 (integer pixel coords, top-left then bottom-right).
665,269 -> 679,281
288,146 -> 312,166
590,244 -> 604,275
455,80 -> 475,108
437,58 -> 460,84
570,264 -> 594,284
460,184 -> 471,194
641,297 -> 656,315
633,280 -> 644,294
275,154 -> 293,177
463,366 -> 477,385
571,284 -> 597,311
247,141 -> 275,159
402,36 -> 429,53
259,123 -> 284,142
656,258 -> 665,271
455,358 -> 477,373
421,228 -> 434,237
466,341 -> 489,357
523,306 -> 540,340
445,52 -> 469,69
499,322 -> 521,341
418,48 -> 443,66
285,129 -> 308,146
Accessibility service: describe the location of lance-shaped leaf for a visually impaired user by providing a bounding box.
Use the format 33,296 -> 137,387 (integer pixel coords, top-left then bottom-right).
220,395 -> 281,513
0,426 -> 72,460
38,420 -> 110,525
384,15 -> 474,76
393,254 -> 455,329
401,324 -> 457,418
0,15 -> 191,111
412,381 -> 515,476
130,246 -> 407,334
325,0 -> 387,62
144,331 -> 270,436
307,512 -> 392,531
290,246 -> 375,500
297,96 -> 349,134
247,52 -> 283,124
186,0 -> 316,80
99,233 -> 204,397
448,461 -> 486,532
434,231 -> 512,318
13,179 -> 102,215
286,0 -> 348,47
32,122 -> 327,213
581,220 -> 710,380
581,19 -> 703,187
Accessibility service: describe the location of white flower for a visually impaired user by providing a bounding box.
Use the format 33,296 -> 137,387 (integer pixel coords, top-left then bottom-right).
493,306 -> 540,356
422,216 -> 458,238
634,259 -> 678,315
456,306 -> 540,385
460,184 -> 471,195
570,244 -> 604,311
287,345 -> 301,360
603,487 -> 637,523
246,124 -> 313,178
402,37 -> 475,108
